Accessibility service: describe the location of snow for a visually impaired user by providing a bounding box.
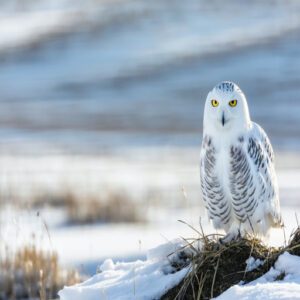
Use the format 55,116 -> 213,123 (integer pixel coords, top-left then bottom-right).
0,151 -> 299,210
2,1 -> 300,66
0,10 -> 77,51
146,238 -> 186,261
216,252 -> 300,300
58,244 -> 300,300
0,0 -> 129,52
2,201 -> 300,300
245,257 -> 265,272
1,205 -> 299,274
58,239 -> 190,300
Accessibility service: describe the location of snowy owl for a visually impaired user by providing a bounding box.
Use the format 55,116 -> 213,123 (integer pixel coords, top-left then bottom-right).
200,81 -> 282,242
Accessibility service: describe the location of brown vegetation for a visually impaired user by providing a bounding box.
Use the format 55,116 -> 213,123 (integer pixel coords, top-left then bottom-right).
64,192 -> 142,224
0,245 -> 81,300
162,228 -> 300,300
6,190 -> 143,225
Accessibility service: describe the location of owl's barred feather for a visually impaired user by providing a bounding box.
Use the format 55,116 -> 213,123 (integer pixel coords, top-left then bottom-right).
200,81 -> 281,242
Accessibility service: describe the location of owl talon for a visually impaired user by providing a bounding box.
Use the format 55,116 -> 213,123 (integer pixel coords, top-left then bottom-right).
219,230 -> 241,244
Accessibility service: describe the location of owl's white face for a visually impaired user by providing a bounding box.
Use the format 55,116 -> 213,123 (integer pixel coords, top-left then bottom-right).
203,82 -> 251,135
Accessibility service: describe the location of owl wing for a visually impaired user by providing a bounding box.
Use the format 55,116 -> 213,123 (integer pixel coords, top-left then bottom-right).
246,122 -> 282,226
200,136 -> 231,228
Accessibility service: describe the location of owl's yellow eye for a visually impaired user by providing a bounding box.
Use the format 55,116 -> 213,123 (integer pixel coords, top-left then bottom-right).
229,99 -> 237,107
211,99 -> 219,107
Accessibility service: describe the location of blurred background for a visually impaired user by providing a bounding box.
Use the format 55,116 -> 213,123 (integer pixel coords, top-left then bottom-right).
1,0 -> 300,297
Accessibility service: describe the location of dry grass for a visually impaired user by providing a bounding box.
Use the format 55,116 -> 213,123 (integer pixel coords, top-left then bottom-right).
5,190 -> 143,225
162,227 -> 300,300
0,245 -> 81,300
64,192 -> 142,224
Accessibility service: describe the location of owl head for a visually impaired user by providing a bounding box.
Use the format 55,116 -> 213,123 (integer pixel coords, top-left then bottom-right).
203,81 -> 251,134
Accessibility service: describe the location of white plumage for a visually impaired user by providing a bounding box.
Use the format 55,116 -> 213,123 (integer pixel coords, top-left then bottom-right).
200,81 -> 282,242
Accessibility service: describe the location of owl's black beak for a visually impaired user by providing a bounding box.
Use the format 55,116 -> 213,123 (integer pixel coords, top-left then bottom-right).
222,111 -> 226,126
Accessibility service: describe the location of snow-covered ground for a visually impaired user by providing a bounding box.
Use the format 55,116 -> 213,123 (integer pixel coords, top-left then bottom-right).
0,0 -> 133,53
58,238 -> 192,300
1,203 -> 299,273
58,242 -> 300,300
217,252 -> 300,300
2,0 -> 300,60
0,149 -> 299,205
1,152 -> 299,299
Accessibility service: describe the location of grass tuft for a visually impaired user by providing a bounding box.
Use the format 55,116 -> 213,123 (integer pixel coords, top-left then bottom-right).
162,227 -> 300,300
0,245 -> 81,300
13,191 -> 143,225
65,192 -> 142,224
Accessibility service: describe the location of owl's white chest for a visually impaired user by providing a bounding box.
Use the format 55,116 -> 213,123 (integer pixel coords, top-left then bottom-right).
214,140 -> 234,200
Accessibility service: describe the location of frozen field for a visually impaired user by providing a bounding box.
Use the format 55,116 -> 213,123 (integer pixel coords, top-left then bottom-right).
3,203 -> 299,299
1,194 -> 299,276
0,1 -> 300,298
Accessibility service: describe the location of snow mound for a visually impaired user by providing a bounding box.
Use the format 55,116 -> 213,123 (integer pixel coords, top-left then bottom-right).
58,239 -> 192,300
217,252 -> 300,300
59,236 -> 300,300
